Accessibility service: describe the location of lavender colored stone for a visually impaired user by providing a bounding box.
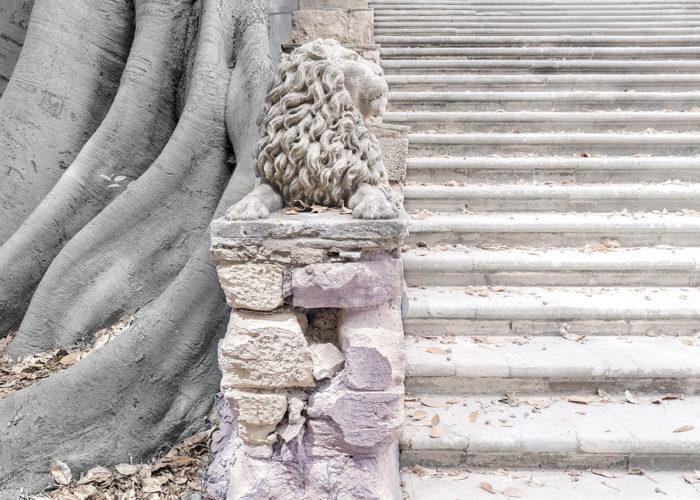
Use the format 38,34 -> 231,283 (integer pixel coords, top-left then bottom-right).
292,259 -> 403,309
344,345 -> 392,391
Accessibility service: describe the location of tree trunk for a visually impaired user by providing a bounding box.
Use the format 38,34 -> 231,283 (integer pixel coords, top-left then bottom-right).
0,0 -> 272,494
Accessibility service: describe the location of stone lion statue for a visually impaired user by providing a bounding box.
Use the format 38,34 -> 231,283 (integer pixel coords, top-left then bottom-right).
225,38 -> 400,220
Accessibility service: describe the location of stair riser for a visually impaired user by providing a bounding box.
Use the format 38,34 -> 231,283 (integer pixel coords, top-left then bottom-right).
376,37 -> 700,47
377,28 -> 700,35
388,82 -> 700,92
409,143 -> 700,156
384,65 -> 700,75
399,450 -> 700,470
404,318 -> 700,336
404,196 -> 700,212
375,15 -> 700,22
374,8 -> 700,14
390,99 -> 700,112
390,119 -> 700,133
406,376 -> 700,396
376,22 -> 700,29
405,270 -> 695,287
408,168 -> 700,184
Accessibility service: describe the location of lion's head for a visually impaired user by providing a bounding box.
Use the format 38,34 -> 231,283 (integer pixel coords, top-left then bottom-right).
255,39 -> 391,208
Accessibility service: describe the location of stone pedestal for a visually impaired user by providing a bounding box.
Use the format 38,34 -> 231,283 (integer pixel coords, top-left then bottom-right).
207,212 -> 407,500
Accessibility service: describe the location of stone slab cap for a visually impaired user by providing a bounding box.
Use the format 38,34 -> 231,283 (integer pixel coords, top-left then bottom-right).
225,390 -> 288,446
298,0 -> 368,9
370,124 -> 410,184
292,258 -> 403,309
216,263 -> 284,311
211,212 -> 408,263
219,310 -> 315,390
291,9 -> 374,45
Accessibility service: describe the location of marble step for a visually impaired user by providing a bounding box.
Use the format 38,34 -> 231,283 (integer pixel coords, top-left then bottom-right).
385,110 -> 700,133
402,467 -> 700,500
400,393 -> 700,469
406,212 -> 700,247
406,156 -> 700,184
382,59 -> 700,75
375,35 -> 700,47
385,73 -> 700,92
382,46 -> 700,59
405,334 -> 700,395
408,132 -> 700,156
402,246 -> 700,287
376,27 -> 700,37
402,183 -> 700,212
375,14 -> 700,23
404,285 -> 700,336
377,22 -> 700,31
388,90 -> 700,112
373,7 -> 700,15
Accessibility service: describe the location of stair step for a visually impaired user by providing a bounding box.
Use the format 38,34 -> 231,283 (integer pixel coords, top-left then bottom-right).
375,35 -> 700,47
400,393 -> 700,469
402,467 -> 699,500
405,285 -> 700,336
403,183 -> 700,212
381,46 -> 700,60
382,59 -> 700,75
407,156 -> 700,184
408,132 -> 700,156
377,22 -> 700,30
389,91 -> 700,112
385,73 -> 700,92
402,246 -> 700,286
386,111 -> 700,133
406,334 -> 700,394
374,7 -> 700,15
376,28 -> 700,36
376,14 -> 700,23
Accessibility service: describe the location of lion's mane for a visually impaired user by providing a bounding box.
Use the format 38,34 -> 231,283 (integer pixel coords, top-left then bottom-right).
255,39 -> 388,207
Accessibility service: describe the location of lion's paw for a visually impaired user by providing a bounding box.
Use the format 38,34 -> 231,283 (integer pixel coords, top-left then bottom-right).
225,197 -> 270,220
351,193 -> 399,220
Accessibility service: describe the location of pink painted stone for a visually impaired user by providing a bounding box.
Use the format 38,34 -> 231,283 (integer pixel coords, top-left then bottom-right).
292,259 -> 403,309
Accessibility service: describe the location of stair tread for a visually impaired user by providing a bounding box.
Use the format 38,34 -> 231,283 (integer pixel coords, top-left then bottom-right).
406,334 -> 700,380
406,285 -> 700,320
404,183 -> 700,198
401,393 -> 700,456
402,467 -> 699,499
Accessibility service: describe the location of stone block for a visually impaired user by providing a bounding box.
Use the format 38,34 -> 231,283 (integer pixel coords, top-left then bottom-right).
340,328 -> 404,391
216,263 -> 284,311
309,343 -> 345,380
292,259 -> 403,309
277,394 -> 306,443
226,453 -> 304,500
298,0 -> 368,9
370,124 -> 410,183
291,9 -> 374,45
226,391 -> 288,446
219,311 -> 315,390
307,381 -> 403,455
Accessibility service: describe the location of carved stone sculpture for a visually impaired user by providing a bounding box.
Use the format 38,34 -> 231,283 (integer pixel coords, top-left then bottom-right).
225,38 -> 400,220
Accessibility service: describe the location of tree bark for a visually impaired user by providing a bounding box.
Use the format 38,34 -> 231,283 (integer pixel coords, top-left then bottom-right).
0,0 -> 133,244
0,0 -> 34,96
0,0 -> 272,494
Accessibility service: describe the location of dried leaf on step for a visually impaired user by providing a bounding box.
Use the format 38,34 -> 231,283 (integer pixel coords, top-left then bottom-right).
502,487 -> 526,497
682,472 -> 700,484
479,482 -> 496,494
50,460 -> 72,485
469,411 -> 479,423
73,484 -> 98,500
421,399 -> 448,408
426,347 -> 447,355
591,470 -> 620,479
77,466 -> 111,484
568,396 -> 598,405
411,410 -> 427,421
440,335 -> 457,344
430,414 -> 440,427
625,390 -> 640,404
528,477 -> 545,487
412,465 -> 437,477
429,426 -> 445,438
560,324 -> 586,342
673,425 -> 694,433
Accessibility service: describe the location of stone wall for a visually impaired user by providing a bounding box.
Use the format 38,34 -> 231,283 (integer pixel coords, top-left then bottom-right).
207,213 -> 408,499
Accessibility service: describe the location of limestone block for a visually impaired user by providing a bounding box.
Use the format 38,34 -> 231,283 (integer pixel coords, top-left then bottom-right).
278,394 -> 306,443
219,311 -> 315,390
292,259 -> 403,309
370,124 -> 410,183
340,330 -> 404,391
226,453 -> 304,500
298,0 -> 368,9
309,343 -> 345,380
226,391 -> 288,446
307,380 -> 403,455
216,263 -> 284,311
291,9 -> 374,45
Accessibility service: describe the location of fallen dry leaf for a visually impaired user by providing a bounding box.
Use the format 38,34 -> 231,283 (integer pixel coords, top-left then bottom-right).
115,463 -> 138,476
479,482 -> 496,494
412,464 -> 437,477
591,470 -> 620,479
469,411 -> 479,423
421,399 -> 449,409
682,472 -> 700,484
77,466 -> 112,485
141,476 -> 163,493
430,414 -> 440,427
426,347 -> 448,355
50,460 -> 72,486
502,486 -> 526,497
567,396 -> 599,405
625,390 -> 641,404
673,425 -> 694,433
429,426 -> 445,438
411,410 -> 427,421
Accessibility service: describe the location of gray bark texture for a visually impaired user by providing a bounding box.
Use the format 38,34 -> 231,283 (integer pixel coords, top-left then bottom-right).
0,0 -> 272,495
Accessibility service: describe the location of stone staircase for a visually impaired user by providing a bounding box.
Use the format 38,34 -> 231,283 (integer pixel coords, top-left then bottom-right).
370,0 -> 700,497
